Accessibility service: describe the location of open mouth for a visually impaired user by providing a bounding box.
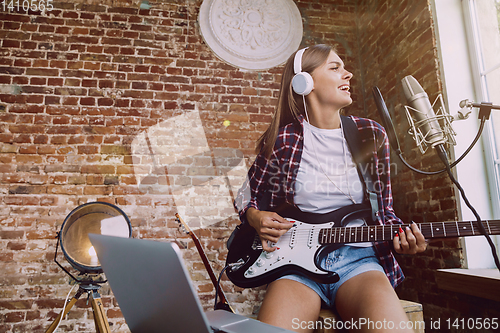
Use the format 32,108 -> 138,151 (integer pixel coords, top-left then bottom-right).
339,85 -> 350,92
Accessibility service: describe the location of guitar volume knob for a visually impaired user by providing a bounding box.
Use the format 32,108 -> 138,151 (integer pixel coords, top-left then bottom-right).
256,258 -> 265,267
264,252 -> 274,259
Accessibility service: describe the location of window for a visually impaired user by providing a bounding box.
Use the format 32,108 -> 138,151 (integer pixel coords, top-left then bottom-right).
462,0 -> 500,268
467,0 -> 500,205
433,0 -> 500,269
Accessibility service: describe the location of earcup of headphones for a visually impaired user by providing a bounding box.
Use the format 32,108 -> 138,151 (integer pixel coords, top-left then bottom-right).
292,72 -> 314,96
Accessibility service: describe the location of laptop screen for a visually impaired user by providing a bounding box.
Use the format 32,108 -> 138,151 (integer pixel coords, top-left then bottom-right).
89,234 -> 213,333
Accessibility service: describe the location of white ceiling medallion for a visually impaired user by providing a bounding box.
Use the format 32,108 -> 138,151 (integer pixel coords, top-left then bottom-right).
198,0 -> 303,71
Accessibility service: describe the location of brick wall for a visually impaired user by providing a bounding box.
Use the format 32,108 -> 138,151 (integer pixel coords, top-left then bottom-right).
1,0 -> 498,332
0,0 -> 360,331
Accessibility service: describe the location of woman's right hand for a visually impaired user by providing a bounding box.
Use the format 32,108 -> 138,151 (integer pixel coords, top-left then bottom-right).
245,207 -> 294,252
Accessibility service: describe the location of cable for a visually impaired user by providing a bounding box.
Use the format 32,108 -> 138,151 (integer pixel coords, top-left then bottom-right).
436,145 -> 500,272
214,264 -> 231,311
53,283 -> 78,332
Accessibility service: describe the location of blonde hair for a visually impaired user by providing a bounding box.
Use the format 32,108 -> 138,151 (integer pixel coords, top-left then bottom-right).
256,44 -> 336,158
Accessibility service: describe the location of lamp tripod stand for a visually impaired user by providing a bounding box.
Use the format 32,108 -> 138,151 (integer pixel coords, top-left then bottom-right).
45,282 -> 110,333
46,202 -> 133,333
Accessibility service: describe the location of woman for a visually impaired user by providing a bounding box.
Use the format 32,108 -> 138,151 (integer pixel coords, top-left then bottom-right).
234,44 -> 427,332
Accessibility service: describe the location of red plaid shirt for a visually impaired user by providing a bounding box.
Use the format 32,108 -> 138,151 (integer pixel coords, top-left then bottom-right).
234,115 -> 405,288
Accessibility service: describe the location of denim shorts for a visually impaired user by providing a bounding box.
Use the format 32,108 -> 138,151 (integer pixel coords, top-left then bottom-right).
277,245 -> 384,307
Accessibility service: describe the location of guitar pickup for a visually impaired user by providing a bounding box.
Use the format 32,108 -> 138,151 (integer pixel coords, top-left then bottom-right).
307,225 -> 316,248
251,234 -> 262,250
289,222 -> 298,248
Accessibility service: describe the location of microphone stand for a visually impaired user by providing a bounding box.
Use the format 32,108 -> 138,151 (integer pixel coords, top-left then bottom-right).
372,86 -> 500,272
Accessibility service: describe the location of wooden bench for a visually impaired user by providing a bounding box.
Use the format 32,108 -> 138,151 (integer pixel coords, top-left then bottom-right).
314,300 -> 424,333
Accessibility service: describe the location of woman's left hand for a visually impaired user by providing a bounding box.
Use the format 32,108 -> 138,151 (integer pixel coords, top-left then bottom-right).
393,222 -> 428,254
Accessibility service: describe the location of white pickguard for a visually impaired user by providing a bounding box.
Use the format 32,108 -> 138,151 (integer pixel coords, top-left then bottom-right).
243,220 -> 335,279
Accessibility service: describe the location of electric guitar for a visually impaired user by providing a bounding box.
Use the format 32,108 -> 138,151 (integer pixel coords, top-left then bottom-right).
175,213 -> 234,313
225,203 -> 500,288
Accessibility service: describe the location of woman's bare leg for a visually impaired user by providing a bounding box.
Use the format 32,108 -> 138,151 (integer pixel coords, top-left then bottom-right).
258,279 -> 322,333
335,270 -> 414,332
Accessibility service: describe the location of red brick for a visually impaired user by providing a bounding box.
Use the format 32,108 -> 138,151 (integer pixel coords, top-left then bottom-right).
9,104 -> 44,114
81,165 -> 115,174
106,308 -> 123,318
4,311 -> 24,323
176,59 -> 206,68
0,298 -> 33,310
0,230 -> 24,239
84,186 -> 112,195
80,97 -> 95,106
48,78 -> 64,86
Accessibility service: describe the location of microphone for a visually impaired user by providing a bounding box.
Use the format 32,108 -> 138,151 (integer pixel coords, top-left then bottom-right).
372,85 -> 449,171
401,75 -> 455,155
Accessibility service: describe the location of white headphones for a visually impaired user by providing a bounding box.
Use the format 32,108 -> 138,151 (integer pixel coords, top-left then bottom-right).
292,47 -> 314,96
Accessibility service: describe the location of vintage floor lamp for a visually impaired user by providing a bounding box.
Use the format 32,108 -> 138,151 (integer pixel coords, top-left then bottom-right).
45,202 -> 132,333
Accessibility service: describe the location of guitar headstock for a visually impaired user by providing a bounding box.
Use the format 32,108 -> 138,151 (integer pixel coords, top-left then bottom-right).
175,213 -> 191,235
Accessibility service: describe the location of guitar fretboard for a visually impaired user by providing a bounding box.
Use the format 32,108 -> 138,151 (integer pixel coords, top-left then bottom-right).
318,220 -> 500,244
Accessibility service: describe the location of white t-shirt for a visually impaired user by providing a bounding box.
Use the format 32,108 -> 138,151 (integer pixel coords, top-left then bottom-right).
294,121 -> 371,247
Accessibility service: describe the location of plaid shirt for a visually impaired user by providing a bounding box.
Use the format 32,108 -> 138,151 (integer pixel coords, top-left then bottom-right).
234,115 -> 405,288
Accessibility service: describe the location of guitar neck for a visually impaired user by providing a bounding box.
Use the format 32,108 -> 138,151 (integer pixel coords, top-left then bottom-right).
175,213 -> 233,312
319,220 -> 500,244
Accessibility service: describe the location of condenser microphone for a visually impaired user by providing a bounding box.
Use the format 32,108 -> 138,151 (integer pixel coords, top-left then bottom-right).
401,75 -> 447,149
401,75 -> 459,168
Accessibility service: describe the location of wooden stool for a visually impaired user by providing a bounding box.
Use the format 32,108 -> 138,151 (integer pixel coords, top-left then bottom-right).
314,300 -> 424,333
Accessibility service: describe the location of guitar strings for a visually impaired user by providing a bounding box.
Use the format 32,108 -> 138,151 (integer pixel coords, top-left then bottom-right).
270,220 -> 500,245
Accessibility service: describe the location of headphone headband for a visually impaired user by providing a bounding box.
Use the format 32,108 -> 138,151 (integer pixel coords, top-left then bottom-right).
293,47 -> 308,74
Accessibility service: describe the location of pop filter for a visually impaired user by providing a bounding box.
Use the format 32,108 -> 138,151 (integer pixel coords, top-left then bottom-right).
372,86 -> 401,154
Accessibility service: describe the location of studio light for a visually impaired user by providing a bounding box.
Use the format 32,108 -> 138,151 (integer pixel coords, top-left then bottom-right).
55,201 -> 132,277
46,202 -> 132,333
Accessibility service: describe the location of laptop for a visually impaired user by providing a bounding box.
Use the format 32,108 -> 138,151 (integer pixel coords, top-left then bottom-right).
89,234 -> 293,333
